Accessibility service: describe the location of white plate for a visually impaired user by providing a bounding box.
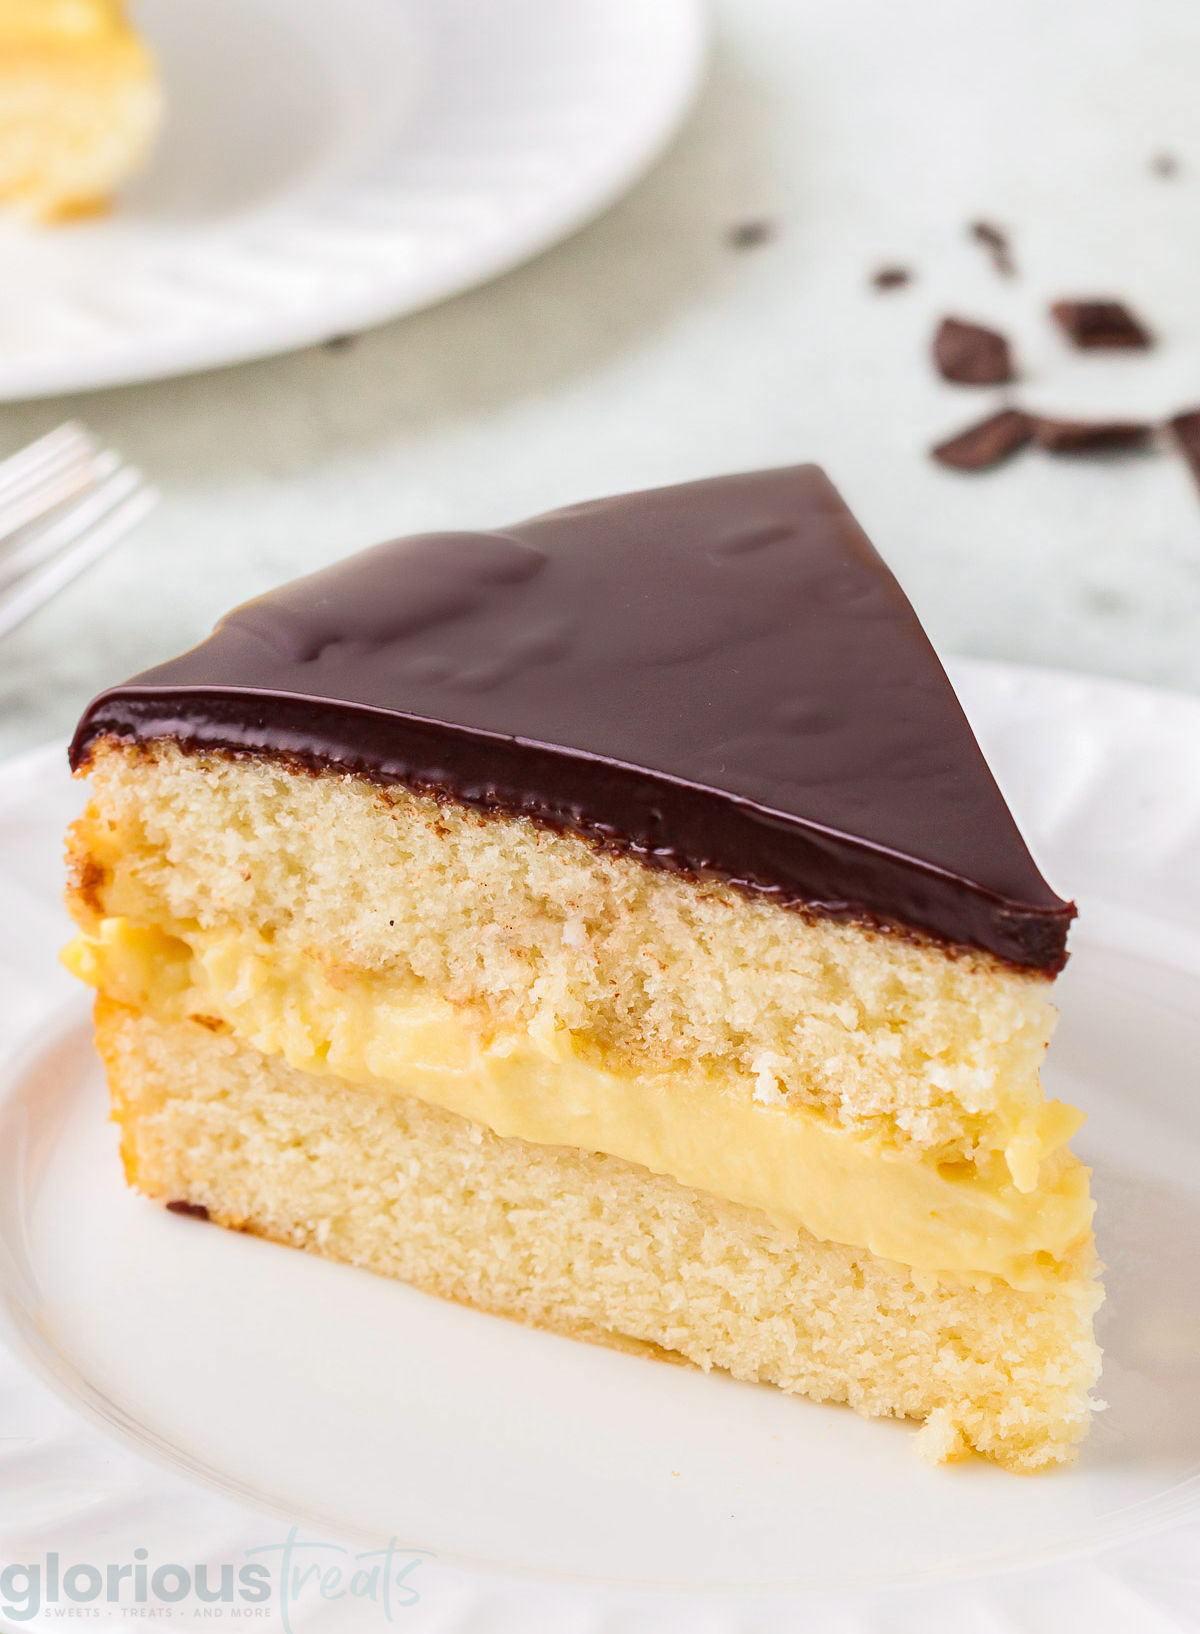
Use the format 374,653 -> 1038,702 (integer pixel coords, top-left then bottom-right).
0,0 -> 704,401
2,659 -> 1200,1632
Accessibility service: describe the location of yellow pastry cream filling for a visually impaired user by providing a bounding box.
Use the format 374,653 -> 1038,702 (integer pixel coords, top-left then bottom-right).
63,917 -> 1093,1293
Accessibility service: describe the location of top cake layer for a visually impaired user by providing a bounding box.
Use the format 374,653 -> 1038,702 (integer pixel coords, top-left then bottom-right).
69,465 -> 1073,970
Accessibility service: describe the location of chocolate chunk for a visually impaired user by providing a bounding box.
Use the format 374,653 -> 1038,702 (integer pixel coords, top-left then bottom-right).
1168,408 -> 1200,491
1050,300 -> 1154,349
726,219 -> 776,251
969,220 -> 1015,277
871,265 -> 912,291
166,1199 -> 211,1219
70,466 -> 1074,972
933,317 -> 1016,385
932,409 -> 1032,471
1031,417 -> 1154,454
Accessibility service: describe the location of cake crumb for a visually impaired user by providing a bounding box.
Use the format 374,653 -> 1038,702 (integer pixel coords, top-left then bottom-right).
914,1408 -> 970,1465
751,1054 -> 787,1106
562,917 -> 587,949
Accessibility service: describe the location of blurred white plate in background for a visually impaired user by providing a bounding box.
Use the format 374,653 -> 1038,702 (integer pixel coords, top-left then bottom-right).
3,660 -> 1200,1630
0,0 -> 705,401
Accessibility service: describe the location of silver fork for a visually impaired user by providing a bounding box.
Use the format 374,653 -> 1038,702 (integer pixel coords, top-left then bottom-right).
0,422 -> 158,639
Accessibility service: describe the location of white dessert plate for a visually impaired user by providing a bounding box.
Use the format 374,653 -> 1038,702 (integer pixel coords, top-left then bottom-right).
0,0 -> 704,401
2,658 -> 1200,1632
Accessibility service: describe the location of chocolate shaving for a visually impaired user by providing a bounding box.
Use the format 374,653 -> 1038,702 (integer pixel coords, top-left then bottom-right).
932,409 -> 1032,471
166,1199 -> 211,1220
726,219 -> 776,251
969,220 -> 1015,277
1031,416 -> 1154,454
1168,408 -> 1200,491
933,317 -> 1015,385
1050,299 -> 1154,350
871,265 -> 912,291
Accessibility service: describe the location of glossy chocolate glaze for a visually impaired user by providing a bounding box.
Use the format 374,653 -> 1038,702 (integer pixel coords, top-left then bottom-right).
71,466 -> 1074,971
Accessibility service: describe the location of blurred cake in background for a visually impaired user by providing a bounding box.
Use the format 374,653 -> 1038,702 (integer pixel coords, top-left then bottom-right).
0,0 -> 160,221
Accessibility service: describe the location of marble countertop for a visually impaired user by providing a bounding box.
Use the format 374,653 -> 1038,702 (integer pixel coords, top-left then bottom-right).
2,0 -> 1199,761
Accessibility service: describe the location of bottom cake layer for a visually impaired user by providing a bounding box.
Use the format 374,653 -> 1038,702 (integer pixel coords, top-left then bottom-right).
94,998 -> 1103,1471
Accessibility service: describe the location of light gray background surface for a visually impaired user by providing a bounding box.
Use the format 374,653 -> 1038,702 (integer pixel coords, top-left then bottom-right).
2,0 -> 1199,758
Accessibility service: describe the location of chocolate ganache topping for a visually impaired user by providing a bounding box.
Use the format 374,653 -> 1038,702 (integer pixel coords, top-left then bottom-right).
70,466 -> 1074,971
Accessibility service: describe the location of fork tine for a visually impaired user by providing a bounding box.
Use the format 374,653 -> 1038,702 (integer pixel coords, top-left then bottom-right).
0,480 -> 158,640
0,459 -> 140,592
0,447 -> 117,543
0,422 -> 98,504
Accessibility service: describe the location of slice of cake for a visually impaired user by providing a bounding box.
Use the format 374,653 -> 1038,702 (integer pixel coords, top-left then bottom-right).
63,466 -> 1102,1470
0,0 -> 161,222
